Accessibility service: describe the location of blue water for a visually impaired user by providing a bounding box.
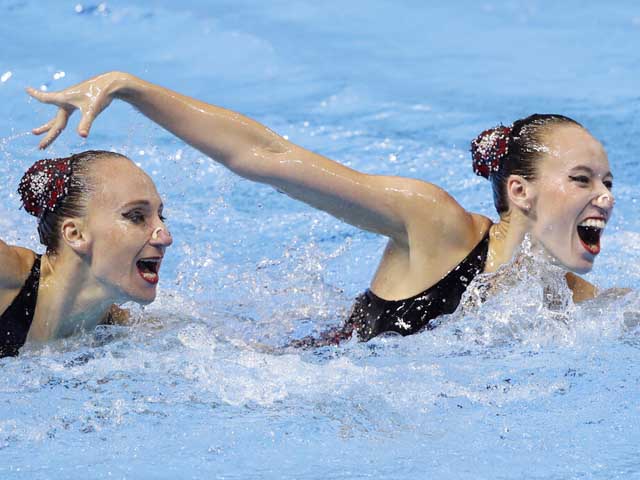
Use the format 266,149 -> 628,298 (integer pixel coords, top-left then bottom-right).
2,1 -> 640,478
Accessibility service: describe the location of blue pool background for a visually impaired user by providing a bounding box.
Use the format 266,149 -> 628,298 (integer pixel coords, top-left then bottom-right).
1,1 -> 640,478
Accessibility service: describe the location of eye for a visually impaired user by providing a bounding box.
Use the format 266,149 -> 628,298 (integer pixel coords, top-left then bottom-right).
123,210 -> 146,224
604,180 -> 613,190
569,175 -> 589,185
159,214 -> 167,222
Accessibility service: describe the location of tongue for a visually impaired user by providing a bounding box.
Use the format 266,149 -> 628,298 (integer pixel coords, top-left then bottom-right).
137,262 -> 159,284
141,271 -> 158,281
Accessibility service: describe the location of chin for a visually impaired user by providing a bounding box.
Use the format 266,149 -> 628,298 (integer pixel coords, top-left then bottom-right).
133,291 -> 158,305
542,239 -> 596,276
117,285 -> 158,305
563,256 -> 595,275
569,263 -> 593,275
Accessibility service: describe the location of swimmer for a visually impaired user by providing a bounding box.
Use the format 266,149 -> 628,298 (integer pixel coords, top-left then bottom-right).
0,150 -> 172,357
26,72 -> 614,343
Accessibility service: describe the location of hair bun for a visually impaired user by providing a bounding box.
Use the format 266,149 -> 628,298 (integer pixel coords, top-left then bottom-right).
470,125 -> 511,179
18,158 -> 73,218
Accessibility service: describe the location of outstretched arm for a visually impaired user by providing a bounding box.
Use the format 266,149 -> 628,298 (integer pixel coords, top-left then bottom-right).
27,72 -> 470,248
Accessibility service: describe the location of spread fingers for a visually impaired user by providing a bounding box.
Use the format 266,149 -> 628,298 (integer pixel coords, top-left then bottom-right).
32,119 -> 54,136
38,108 -> 71,150
25,87 -> 63,106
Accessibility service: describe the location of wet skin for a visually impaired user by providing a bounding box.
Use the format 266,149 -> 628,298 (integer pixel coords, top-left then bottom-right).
525,125 -> 614,274
25,72 -> 614,304
83,156 -> 173,304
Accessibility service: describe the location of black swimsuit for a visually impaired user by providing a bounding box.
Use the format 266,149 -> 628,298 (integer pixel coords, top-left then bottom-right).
347,231 -> 490,341
291,230 -> 491,347
0,255 -> 41,358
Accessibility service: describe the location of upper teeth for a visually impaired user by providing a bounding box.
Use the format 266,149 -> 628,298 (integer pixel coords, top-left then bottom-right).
579,219 -> 606,229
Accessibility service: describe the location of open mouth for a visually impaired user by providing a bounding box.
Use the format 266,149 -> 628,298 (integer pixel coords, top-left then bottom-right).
136,257 -> 161,285
577,218 -> 605,255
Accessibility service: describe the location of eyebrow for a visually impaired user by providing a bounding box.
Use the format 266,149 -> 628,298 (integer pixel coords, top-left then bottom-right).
121,200 -> 164,210
569,165 -> 613,180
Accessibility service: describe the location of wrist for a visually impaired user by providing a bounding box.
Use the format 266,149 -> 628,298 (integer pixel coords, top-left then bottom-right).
109,72 -> 141,101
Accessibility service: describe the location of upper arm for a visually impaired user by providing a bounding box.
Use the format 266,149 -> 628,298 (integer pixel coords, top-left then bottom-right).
0,241 -> 34,289
233,143 -> 470,246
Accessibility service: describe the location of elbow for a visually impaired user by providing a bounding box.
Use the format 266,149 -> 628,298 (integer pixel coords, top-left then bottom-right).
225,145 -> 289,184
225,149 -> 262,181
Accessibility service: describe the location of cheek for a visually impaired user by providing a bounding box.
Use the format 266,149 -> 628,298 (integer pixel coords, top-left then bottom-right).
95,221 -> 139,255
536,181 -> 575,217
538,177 -> 566,200
104,223 -> 128,245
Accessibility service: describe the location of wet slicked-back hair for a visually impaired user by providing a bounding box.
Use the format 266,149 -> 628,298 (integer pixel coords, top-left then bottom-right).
472,114 -> 583,214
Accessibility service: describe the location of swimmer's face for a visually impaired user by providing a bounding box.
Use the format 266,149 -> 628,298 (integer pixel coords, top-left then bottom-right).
525,125 -> 614,274
82,156 -> 173,304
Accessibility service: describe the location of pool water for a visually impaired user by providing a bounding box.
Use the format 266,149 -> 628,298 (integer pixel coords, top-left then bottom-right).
1,1 -> 640,478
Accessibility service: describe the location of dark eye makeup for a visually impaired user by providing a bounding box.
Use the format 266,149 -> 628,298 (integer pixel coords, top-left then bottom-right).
569,175 -> 614,191
123,209 -> 167,225
123,210 -> 146,224
569,175 -> 589,184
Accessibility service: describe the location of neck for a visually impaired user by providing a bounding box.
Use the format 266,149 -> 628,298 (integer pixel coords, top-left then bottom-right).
485,209 -> 532,273
27,249 -> 119,341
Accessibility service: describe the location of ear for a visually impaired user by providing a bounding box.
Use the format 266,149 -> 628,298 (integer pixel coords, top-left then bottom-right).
506,174 -> 535,213
60,218 -> 91,255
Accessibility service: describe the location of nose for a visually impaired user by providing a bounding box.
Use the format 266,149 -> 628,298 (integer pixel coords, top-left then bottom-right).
150,226 -> 173,247
592,190 -> 615,210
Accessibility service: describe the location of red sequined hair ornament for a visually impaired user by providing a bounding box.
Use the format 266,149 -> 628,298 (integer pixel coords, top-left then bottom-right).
18,157 -> 74,218
470,125 -> 512,179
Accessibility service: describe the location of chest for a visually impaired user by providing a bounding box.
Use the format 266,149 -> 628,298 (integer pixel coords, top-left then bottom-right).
370,239 -> 483,301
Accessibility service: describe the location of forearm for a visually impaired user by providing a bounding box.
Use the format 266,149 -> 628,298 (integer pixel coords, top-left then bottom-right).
27,71 -> 454,242
112,73 -> 287,174
107,74 -> 407,236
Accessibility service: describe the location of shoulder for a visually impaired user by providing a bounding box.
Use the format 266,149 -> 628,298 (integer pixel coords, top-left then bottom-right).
396,177 -> 489,250
565,272 -> 598,302
101,305 -> 131,325
0,242 -> 36,290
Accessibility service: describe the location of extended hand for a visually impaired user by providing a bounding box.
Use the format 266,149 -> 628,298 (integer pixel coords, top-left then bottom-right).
26,72 -> 125,149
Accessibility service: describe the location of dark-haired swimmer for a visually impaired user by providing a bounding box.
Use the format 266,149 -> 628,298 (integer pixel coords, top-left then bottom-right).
0,150 -> 172,357
27,72 -> 614,344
